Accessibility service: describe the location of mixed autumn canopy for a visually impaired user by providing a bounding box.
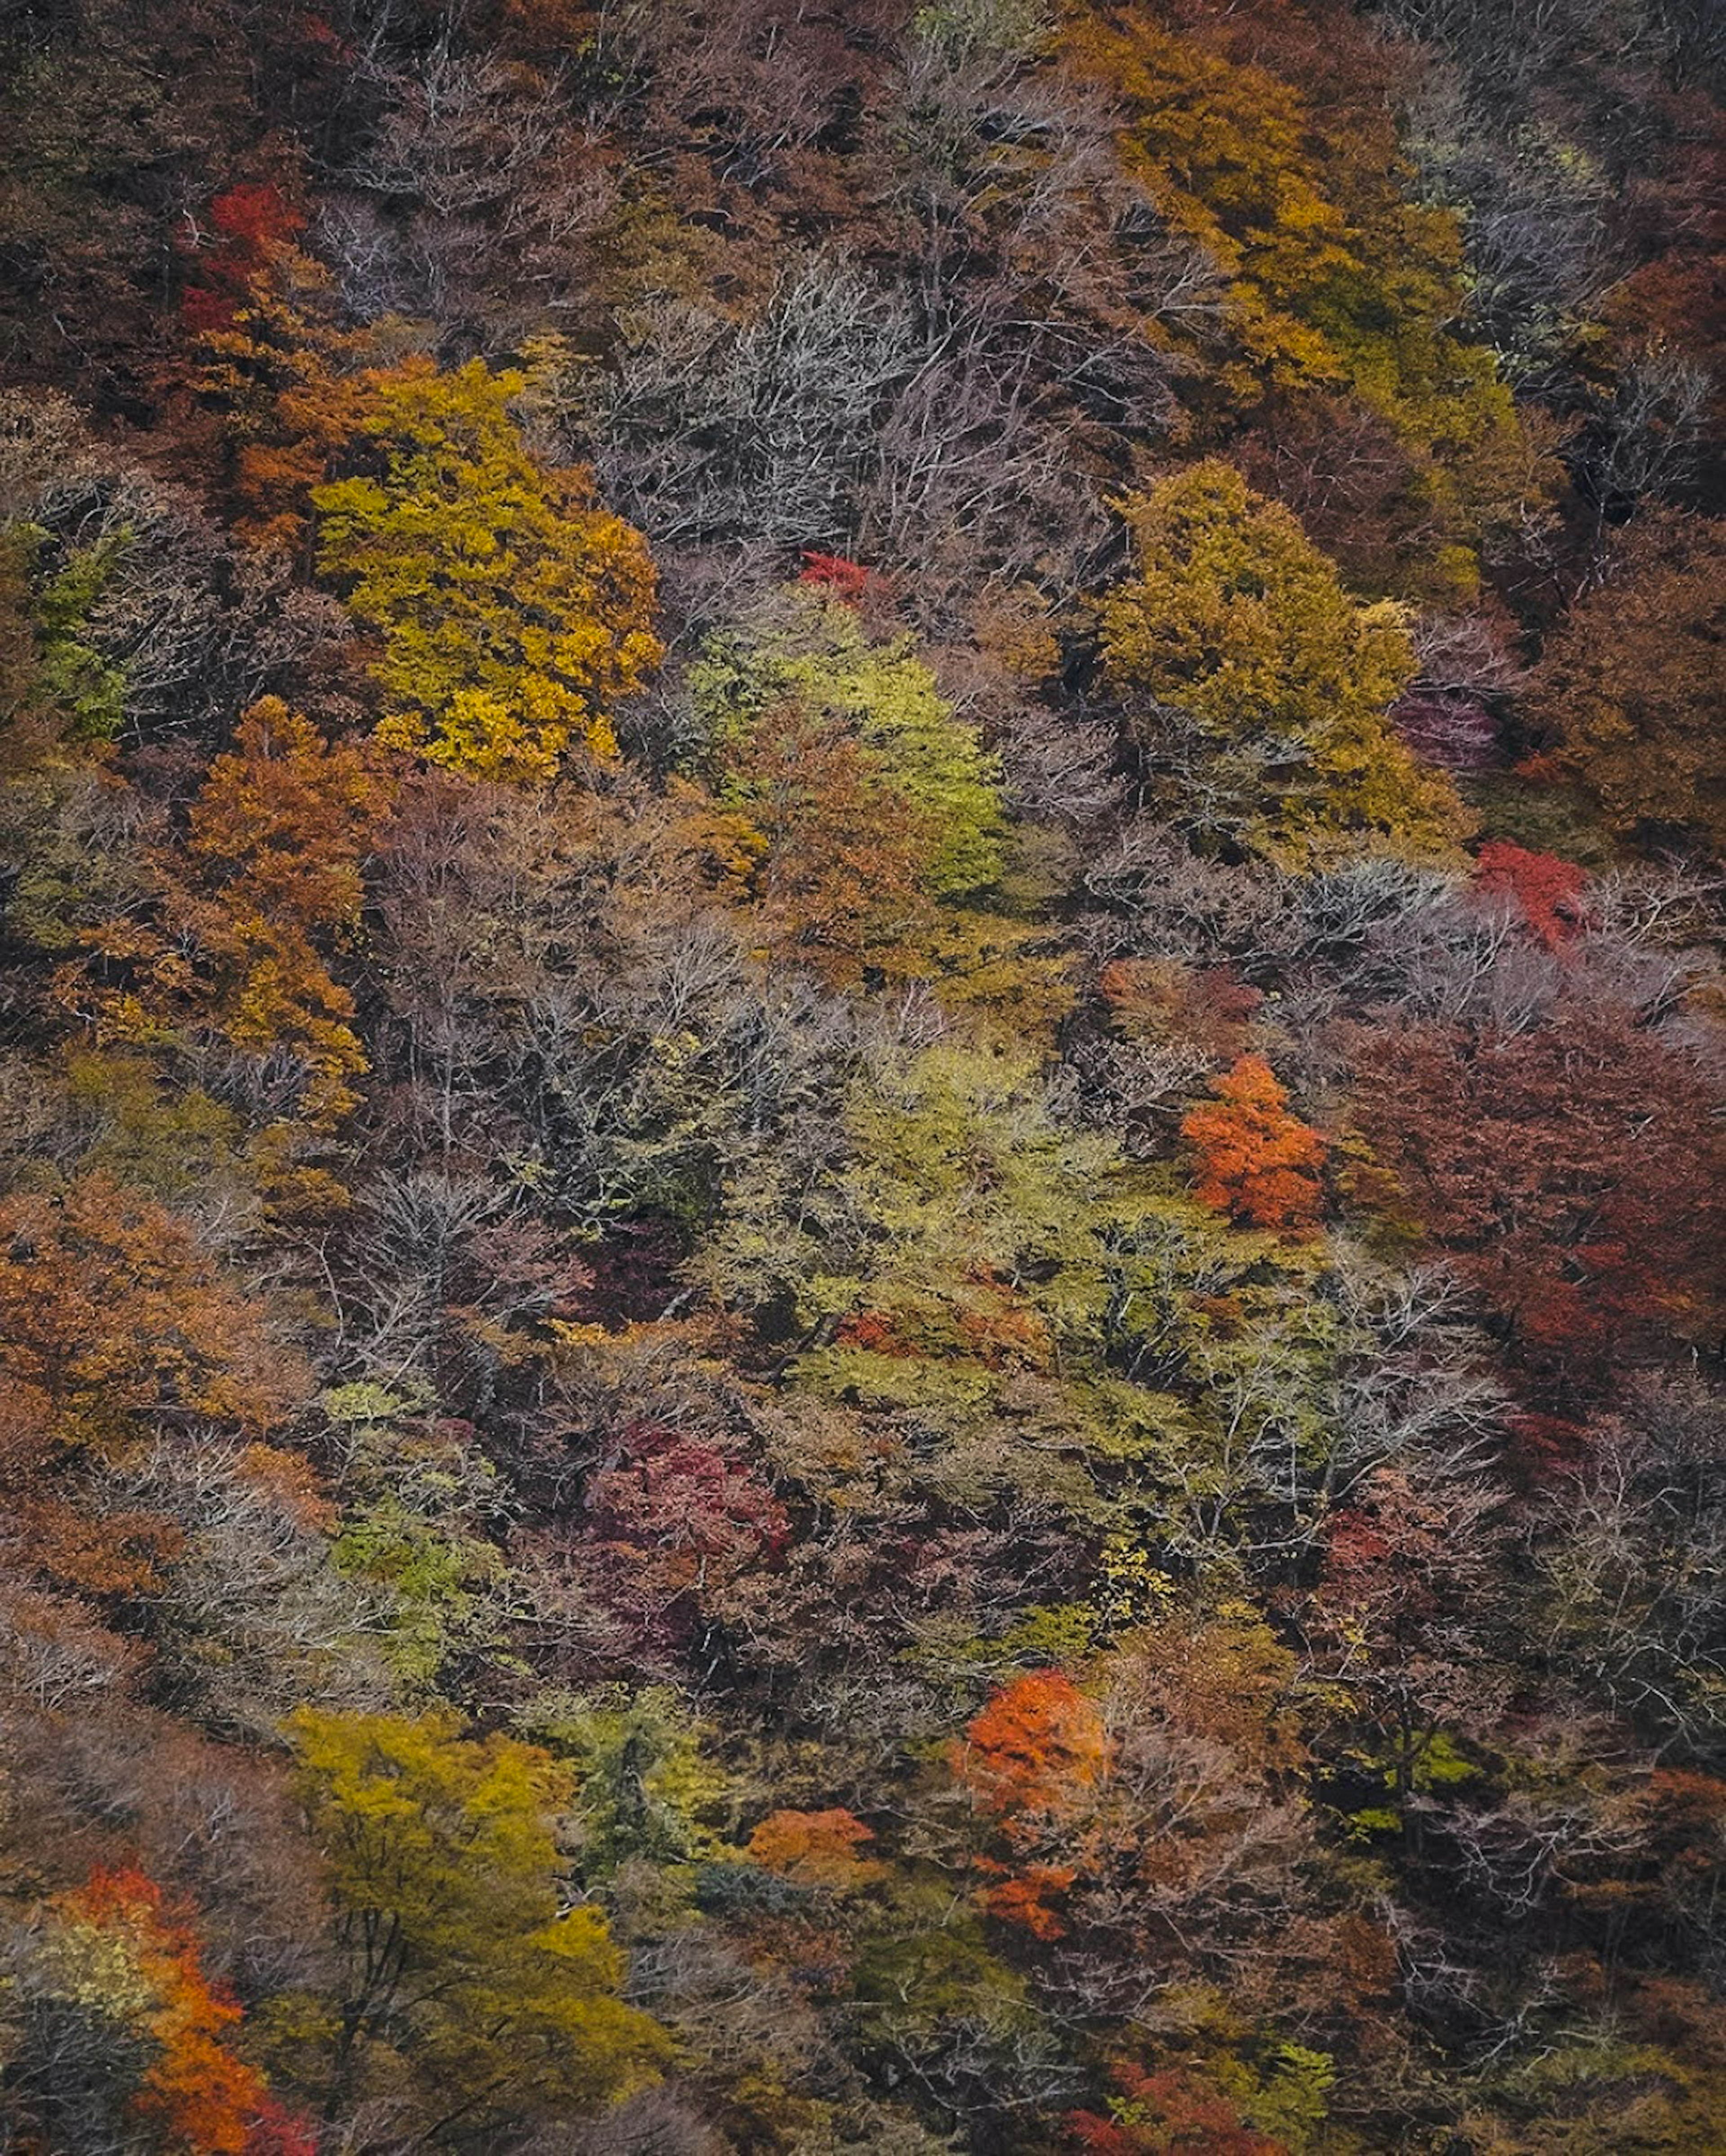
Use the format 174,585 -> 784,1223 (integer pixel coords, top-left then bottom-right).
0,1 -> 1722,2152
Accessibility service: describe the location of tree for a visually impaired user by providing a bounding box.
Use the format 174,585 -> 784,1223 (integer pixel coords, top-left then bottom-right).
180,696 -> 390,1128
1351,1009 -> 1723,1394
1068,2060 -> 1287,2156
313,360 -> 662,781
0,387 -> 334,749
954,1668 -> 1112,1941
0,525 -> 64,781
1099,463 -> 1470,864
692,586 -> 1005,897
59,698 -> 391,1158
17,1864 -> 309,2156
1182,1056 -> 1327,1233
586,254 -> 912,568
514,1684 -> 733,1878
948,1618 -> 1327,1997
1308,1463 -> 1512,1842
716,695 -> 945,984
1529,1383 -> 1726,1755
178,180 -> 306,335
956,1668 -> 1112,1829
1,519 -> 129,751
1,1 -> 1722,2143
0,1171 -> 304,1594
288,1710 -> 667,2136
1063,4 -> 1534,581
574,1419 -> 792,1661
748,1807 -> 882,1892
1526,511 -> 1725,856
705,1038 -> 1143,1490
1472,840 -> 1588,949
190,219 -> 409,556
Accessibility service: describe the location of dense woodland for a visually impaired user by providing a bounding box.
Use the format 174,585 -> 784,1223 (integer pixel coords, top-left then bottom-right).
0,0 -> 1723,2149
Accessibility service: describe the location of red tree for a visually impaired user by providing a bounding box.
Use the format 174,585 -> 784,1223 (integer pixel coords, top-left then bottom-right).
1474,841 -> 1588,949
797,551 -> 874,603
180,182 -> 305,333
1352,1011 -> 1722,1394
953,1668 -> 1112,1941
577,1421 -> 791,1655
1068,2062 -> 1286,2155
955,1669 -> 1112,1828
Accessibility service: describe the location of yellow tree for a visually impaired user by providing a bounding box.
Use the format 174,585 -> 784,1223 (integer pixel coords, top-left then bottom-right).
1099,461 -> 1469,864
1063,8 -> 1549,595
182,697 -> 389,1127
313,359 -> 662,783
1064,10 -> 1525,470
288,1710 -> 667,2135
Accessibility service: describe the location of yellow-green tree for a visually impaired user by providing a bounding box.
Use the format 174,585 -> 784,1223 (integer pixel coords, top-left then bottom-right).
1099,461 -> 1468,865
1065,8 -> 1539,590
287,1709 -> 667,2134
686,587 -> 1009,985
691,589 -> 1005,899
313,360 -> 662,783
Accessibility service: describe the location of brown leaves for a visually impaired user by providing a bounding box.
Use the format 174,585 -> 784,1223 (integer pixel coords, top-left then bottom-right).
0,1171 -> 305,1595
724,698 -> 944,985
1351,1010 -> 1724,1394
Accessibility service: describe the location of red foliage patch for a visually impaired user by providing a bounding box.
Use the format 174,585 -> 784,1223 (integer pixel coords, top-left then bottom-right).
797,552 -> 874,603
180,182 -> 304,332
1474,840 -> 1589,949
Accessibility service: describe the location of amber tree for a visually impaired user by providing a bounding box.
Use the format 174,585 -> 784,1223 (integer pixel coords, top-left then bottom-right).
1527,510 -> 1725,857
1099,462 -> 1469,865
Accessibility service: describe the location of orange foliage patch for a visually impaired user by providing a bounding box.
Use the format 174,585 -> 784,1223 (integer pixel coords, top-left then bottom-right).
55,1868 -> 311,2155
1182,1056 -> 1326,1232
956,1670 -> 1112,1828
748,1807 -> 880,1890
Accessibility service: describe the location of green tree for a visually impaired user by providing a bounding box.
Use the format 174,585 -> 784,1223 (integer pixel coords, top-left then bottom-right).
515,1685 -> 734,1878
690,588 -> 1005,899
313,360 -> 662,783
287,1709 -> 666,2138
698,1035 -> 1345,1551
20,522 -> 129,741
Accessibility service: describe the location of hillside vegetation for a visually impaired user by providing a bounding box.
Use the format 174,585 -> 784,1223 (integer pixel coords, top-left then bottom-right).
0,2 -> 1722,2150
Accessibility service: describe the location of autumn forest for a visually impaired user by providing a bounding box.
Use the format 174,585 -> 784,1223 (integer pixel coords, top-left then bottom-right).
0,0 -> 1722,2150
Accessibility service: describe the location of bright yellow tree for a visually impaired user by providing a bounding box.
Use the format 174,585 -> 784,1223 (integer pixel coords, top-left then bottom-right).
288,1709 -> 667,2130
313,359 -> 662,783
